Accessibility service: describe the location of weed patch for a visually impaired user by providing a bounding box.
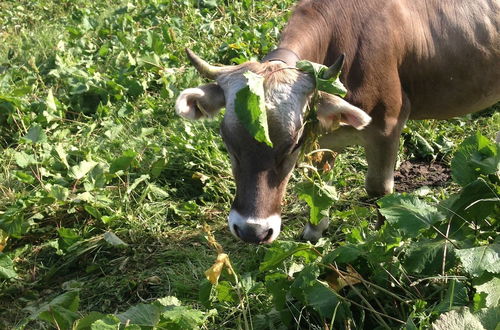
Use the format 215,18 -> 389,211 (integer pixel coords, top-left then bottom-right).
0,0 -> 498,329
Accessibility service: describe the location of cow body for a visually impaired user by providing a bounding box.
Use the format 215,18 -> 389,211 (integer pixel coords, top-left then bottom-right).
176,0 -> 500,243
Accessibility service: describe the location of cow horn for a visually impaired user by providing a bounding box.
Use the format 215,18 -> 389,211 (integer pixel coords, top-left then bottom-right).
185,48 -> 225,80
322,53 -> 345,80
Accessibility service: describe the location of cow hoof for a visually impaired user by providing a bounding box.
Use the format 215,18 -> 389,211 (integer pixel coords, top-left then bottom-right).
300,217 -> 330,243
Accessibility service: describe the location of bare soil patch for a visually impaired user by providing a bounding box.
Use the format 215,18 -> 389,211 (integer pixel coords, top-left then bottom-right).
394,160 -> 451,192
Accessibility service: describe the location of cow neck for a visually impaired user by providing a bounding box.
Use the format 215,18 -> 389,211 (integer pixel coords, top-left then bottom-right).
261,48 -> 300,66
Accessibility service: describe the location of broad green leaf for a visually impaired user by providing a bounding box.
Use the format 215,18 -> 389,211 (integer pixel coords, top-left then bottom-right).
296,60 -> 328,77
316,77 -> 348,96
378,194 -> 445,238
0,209 -> 31,238
455,244 -> 500,277
69,160 -> 97,180
58,227 -> 81,252
290,264 -> 321,304
474,306 -> 500,330
474,276 -> 500,308
215,281 -> 236,303
304,281 -> 345,321
445,178 -> 498,223
451,132 -> 499,187
473,292 -> 488,311
126,174 -> 149,194
89,163 -> 107,189
436,280 -> 469,313
322,244 -> 363,264
54,144 -> 69,169
264,273 -> 291,310
200,0 -> 217,8
46,89 -> 57,113
234,71 -> 273,147
403,239 -> 453,274
72,311 -> 107,330
431,307 -> 485,330
22,125 -> 47,144
116,303 -> 162,326
14,151 -> 36,168
91,315 -> 121,329
260,240 -> 314,271
45,88 -> 59,122
84,205 -> 101,220
150,158 -> 167,178
0,253 -> 18,279
158,306 -> 207,330
198,279 -> 212,309
70,82 -> 89,95
14,171 -> 35,184
291,264 -> 320,291
50,184 -> 69,201
296,181 -> 337,225
103,232 -> 128,248
296,60 -> 347,96
110,150 -> 136,173
30,290 -> 80,329
39,305 -> 79,329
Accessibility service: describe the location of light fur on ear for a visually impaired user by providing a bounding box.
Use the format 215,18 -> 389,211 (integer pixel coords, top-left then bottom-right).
316,93 -> 371,130
175,83 -> 225,120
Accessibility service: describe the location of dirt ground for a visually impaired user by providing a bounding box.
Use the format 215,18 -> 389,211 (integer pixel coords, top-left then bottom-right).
394,160 -> 451,192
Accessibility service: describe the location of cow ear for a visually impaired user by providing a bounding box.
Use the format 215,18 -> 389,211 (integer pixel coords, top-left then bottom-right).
175,83 -> 225,120
316,93 -> 371,130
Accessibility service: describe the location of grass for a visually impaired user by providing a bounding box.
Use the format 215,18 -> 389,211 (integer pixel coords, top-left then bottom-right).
0,0 -> 498,329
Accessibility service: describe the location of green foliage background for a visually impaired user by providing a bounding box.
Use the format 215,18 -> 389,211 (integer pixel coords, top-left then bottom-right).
0,0 -> 498,329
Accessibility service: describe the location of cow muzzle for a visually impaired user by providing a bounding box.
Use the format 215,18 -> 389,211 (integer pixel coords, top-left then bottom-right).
228,210 -> 281,244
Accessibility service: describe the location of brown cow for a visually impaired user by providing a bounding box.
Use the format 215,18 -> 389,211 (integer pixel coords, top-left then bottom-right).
175,0 -> 500,243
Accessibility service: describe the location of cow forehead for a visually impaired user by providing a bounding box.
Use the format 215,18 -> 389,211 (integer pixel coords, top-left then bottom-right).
217,61 -> 315,143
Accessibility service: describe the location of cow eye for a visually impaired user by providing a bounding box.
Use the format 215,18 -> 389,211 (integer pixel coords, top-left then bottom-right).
291,136 -> 305,153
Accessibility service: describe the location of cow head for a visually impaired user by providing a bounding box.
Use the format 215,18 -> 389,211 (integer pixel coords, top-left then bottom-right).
176,49 -> 371,244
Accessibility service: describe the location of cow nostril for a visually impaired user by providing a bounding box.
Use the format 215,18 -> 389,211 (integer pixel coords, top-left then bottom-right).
262,228 -> 273,243
233,224 -> 241,238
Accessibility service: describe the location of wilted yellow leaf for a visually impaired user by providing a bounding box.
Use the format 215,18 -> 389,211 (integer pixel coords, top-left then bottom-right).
203,223 -> 223,254
326,265 -> 363,292
0,230 -> 8,252
205,253 -> 229,285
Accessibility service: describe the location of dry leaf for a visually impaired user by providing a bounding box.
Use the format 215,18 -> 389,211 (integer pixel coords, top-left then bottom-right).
0,230 -> 8,252
326,265 -> 363,292
205,253 -> 229,284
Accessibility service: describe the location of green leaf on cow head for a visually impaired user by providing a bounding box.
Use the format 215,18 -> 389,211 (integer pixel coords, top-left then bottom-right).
234,71 -> 273,147
296,60 -> 347,97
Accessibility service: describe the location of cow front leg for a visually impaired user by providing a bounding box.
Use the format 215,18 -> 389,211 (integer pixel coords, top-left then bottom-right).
363,100 -> 409,198
363,130 -> 400,197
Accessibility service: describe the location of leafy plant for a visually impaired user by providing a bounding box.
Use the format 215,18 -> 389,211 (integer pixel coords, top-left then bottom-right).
256,133 -> 499,328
